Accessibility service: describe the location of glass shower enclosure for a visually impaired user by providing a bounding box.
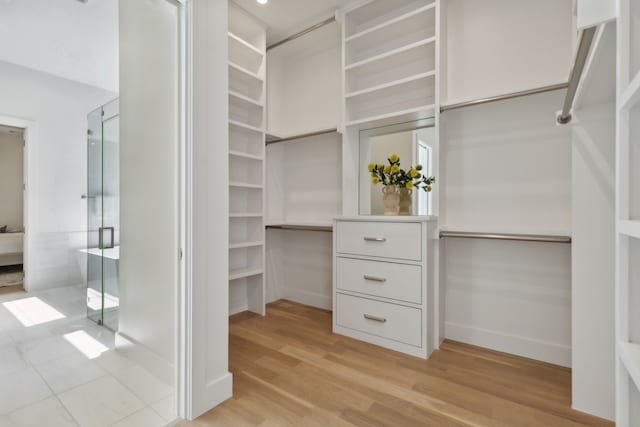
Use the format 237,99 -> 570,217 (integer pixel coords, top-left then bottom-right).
86,99 -> 120,331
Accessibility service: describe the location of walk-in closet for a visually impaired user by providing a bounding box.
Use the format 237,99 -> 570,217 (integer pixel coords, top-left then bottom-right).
216,0 -> 627,425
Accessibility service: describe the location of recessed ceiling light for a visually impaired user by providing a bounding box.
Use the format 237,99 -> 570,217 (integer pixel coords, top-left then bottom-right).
257,0 -> 268,4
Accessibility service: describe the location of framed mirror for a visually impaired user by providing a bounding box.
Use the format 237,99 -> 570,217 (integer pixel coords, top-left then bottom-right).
359,118 -> 436,216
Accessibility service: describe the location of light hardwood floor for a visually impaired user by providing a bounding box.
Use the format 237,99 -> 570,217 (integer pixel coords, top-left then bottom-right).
180,300 -> 613,427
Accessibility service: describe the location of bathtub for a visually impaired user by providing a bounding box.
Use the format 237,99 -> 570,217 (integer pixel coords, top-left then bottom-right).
0,232 -> 24,266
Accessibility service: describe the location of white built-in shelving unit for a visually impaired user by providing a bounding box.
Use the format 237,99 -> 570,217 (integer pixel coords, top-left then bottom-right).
342,0 -> 438,128
617,0 -> 640,423
228,3 -> 266,315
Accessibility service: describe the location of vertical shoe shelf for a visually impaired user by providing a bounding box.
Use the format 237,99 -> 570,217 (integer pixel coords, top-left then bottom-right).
228,4 -> 266,315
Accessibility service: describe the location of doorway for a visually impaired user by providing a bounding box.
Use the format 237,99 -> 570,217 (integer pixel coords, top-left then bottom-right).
0,124 -> 25,293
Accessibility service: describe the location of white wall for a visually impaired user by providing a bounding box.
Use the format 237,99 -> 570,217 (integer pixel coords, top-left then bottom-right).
441,90 -> 573,367
0,132 -> 23,230
190,0 -> 233,417
442,0 -> 574,104
0,60 -> 115,290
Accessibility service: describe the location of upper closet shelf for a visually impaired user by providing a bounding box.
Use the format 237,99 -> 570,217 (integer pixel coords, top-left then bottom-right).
345,104 -> 436,128
229,62 -> 263,84
345,2 -> 435,43
345,36 -> 436,71
345,71 -> 435,99
229,119 -> 263,135
228,32 -> 264,57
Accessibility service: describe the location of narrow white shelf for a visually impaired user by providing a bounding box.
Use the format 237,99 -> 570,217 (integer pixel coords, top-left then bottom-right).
620,70 -> 640,111
229,90 -> 264,109
345,103 -> 436,127
619,341 -> 640,390
229,150 -> 263,161
229,267 -> 263,281
229,240 -> 264,249
228,61 -> 263,83
228,32 -> 264,57
229,181 -> 263,189
345,71 -> 435,99
345,3 -> 436,43
229,119 -> 263,134
619,219 -> 640,239
229,213 -> 263,218
345,36 -> 436,71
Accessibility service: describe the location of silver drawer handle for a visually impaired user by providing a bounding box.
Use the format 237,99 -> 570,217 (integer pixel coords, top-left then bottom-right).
363,275 -> 386,283
363,314 -> 387,323
364,237 -> 386,242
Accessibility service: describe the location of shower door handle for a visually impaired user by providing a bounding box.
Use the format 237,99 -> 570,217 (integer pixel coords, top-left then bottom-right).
99,227 -> 115,250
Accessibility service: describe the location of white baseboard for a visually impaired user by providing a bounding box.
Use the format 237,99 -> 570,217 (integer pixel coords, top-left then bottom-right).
190,372 -> 232,419
283,287 -> 331,310
115,332 -> 174,385
444,321 -> 571,367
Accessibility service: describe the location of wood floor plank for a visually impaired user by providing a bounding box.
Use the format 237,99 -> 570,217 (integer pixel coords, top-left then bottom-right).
195,300 -> 614,427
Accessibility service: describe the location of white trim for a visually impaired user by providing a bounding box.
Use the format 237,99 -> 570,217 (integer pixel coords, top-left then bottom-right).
0,115 -> 36,292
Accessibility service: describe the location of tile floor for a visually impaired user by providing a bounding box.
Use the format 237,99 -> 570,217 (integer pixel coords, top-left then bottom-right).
0,285 -> 176,427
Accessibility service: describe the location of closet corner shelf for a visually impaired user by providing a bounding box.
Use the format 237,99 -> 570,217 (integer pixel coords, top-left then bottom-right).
229,150 -> 263,161
619,341 -> 640,390
228,31 -> 264,57
345,71 -> 435,99
345,2 -> 436,43
229,240 -> 264,249
619,219 -> 640,240
344,36 -> 436,71
229,90 -> 264,109
230,213 -> 263,218
345,104 -> 436,128
229,119 -> 264,134
265,128 -> 339,144
229,181 -> 263,189
229,267 -> 263,281
228,61 -> 263,83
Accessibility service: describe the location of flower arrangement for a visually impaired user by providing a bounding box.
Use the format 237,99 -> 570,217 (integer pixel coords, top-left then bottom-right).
368,154 -> 435,192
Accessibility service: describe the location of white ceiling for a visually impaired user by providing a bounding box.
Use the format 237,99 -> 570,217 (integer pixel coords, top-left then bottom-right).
0,0 -> 119,92
233,0 -> 351,45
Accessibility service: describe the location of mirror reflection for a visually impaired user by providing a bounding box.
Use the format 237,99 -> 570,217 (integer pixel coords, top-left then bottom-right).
359,120 -> 435,216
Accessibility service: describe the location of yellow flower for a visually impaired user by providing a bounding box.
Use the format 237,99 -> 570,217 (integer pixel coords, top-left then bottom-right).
368,163 -> 374,172
377,163 -> 384,169
390,164 -> 400,173
384,165 -> 391,173
409,168 -> 418,178
389,153 -> 399,163
371,177 -> 380,185
405,182 -> 414,189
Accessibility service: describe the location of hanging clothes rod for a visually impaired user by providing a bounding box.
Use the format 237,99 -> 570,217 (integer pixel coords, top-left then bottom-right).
439,230 -> 572,244
440,83 -> 569,113
267,16 -> 336,51
557,26 -> 597,124
266,128 -> 338,145
266,224 -> 333,232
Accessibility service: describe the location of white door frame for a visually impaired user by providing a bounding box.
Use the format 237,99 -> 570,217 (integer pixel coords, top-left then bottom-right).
0,115 -> 35,292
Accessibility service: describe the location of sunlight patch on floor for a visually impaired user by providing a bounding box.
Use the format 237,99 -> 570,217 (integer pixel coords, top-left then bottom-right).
2,297 -> 66,327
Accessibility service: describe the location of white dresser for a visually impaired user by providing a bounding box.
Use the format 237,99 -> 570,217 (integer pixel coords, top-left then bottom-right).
332,216 -> 439,358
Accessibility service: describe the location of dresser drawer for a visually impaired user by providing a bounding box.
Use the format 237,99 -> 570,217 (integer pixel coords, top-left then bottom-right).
336,257 -> 421,304
335,221 -> 422,261
336,293 -> 422,347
